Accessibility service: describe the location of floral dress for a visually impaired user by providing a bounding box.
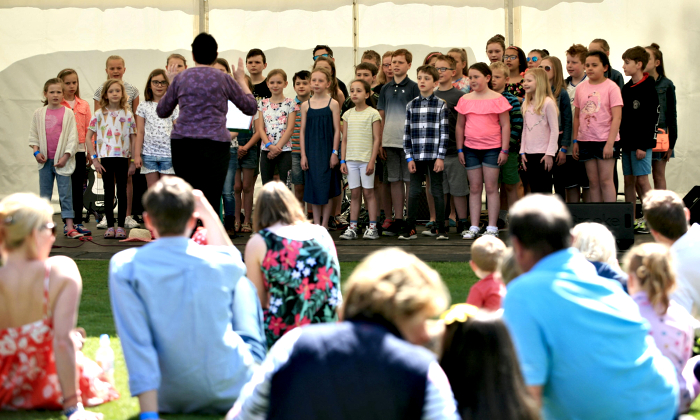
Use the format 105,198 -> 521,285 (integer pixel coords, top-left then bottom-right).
259,228 -> 341,347
506,81 -> 525,98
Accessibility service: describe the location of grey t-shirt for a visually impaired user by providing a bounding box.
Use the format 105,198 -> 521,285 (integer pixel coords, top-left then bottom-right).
377,77 -> 420,148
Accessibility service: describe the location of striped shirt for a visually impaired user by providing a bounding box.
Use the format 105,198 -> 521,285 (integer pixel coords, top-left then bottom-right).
501,91 -> 523,150
93,81 -> 139,110
403,94 -> 449,161
290,97 -> 303,154
342,107 -> 381,162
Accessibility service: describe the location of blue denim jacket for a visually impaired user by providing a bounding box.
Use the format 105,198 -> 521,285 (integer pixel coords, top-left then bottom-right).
655,75 -> 678,148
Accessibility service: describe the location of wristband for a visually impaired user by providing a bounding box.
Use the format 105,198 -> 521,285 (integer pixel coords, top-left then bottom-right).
501,149 -> 509,154
264,142 -> 272,148
33,150 -> 41,156
457,149 -> 463,153
406,157 -> 414,162
332,149 -> 339,156
560,148 -> 568,154
340,160 -> 346,164
572,139 -> 578,144
91,154 -> 98,160
63,403 -> 84,418
139,412 -> 159,420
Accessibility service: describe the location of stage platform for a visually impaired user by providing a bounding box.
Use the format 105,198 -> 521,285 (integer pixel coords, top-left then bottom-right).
49,214 -> 655,263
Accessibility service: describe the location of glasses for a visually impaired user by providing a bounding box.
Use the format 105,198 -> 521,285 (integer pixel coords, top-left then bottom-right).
40,222 -> 56,236
382,63 -> 392,68
504,55 -> 518,61
526,56 -> 539,63
313,54 -> 331,61
435,67 -> 455,73
538,65 -> 552,72
151,80 -> 168,87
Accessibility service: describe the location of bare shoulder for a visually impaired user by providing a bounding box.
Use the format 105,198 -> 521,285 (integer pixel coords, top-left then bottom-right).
330,99 -> 341,111
48,256 -> 81,286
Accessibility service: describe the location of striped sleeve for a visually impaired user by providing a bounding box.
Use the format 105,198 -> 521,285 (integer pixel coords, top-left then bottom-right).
508,95 -> 523,147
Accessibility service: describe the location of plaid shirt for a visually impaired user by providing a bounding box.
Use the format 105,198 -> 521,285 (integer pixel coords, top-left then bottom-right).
403,94 -> 449,161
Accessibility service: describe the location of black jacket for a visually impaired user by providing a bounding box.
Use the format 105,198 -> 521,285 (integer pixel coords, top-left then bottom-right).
620,74 -> 659,151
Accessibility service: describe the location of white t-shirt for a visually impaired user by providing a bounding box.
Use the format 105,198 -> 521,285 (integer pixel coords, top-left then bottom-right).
670,223 -> 700,313
136,101 -> 178,157
88,109 -> 136,158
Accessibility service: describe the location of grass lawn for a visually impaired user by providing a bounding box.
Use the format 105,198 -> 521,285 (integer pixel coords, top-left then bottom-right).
5,260 -> 699,419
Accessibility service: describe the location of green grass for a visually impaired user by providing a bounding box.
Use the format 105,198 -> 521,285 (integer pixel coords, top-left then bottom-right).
5,260 -> 700,419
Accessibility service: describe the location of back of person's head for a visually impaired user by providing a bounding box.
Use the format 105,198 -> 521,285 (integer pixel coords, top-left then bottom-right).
571,222 -> 617,264
498,247 -> 521,285
586,50 -> 610,70
355,62 -> 378,76
645,43 -> 666,77
253,181 -> 307,232
392,48 -> 413,64
293,70 -> 311,84
142,177 -> 195,236
361,49 -> 381,67
509,194 -> 572,259
643,190 -> 689,240
246,48 -> 266,64
342,248 -> 449,328
590,38 -> 611,53
471,236 -> 506,273
621,46 -> 650,70
623,243 -> 676,314
0,193 -> 54,257
566,44 -> 588,63
416,64 -> 439,82
440,306 -> 539,420
191,32 -> 218,65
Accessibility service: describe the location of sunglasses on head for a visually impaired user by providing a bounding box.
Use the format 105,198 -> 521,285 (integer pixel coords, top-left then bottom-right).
313,53 -> 331,61
41,222 -> 56,236
526,56 -> 539,63
538,65 -> 552,72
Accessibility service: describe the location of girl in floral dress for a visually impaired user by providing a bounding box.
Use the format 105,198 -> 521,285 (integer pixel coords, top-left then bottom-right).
244,182 -> 341,347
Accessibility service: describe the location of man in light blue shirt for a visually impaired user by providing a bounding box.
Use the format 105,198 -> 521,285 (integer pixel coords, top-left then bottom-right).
110,177 -> 265,416
503,194 -> 678,420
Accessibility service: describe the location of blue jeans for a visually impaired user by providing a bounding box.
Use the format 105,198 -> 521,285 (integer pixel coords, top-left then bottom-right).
39,159 -> 74,218
222,147 -> 238,216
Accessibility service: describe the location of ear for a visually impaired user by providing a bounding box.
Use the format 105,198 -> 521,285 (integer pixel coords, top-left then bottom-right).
143,212 -> 158,237
263,62 -> 268,70
685,207 -> 691,223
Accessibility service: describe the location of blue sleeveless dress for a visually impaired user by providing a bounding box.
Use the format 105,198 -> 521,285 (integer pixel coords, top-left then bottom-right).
303,99 -> 341,205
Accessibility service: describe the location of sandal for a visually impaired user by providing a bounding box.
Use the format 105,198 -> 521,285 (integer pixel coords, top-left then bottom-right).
104,227 -> 115,239
115,227 -> 127,239
234,221 -> 241,232
65,229 -> 84,239
240,223 -> 252,233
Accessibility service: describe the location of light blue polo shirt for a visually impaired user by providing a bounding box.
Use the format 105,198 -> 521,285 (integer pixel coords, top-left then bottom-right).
503,248 -> 678,420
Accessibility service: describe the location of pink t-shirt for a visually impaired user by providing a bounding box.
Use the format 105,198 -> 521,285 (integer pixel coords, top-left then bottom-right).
45,107 -> 66,160
520,97 -> 560,156
573,78 -> 623,142
455,96 -> 512,150
466,273 -> 506,311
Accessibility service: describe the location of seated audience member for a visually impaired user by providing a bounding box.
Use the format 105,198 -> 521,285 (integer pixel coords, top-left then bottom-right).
245,182 -> 341,348
503,194 -> 678,419
643,190 -> 700,314
466,236 -> 507,310
624,243 -> 700,414
440,304 -> 539,420
571,222 -> 628,289
109,177 -> 265,415
498,247 -> 521,285
227,248 -> 460,420
0,193 -> 103,419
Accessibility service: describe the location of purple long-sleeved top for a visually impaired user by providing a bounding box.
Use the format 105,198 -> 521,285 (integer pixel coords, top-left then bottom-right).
157,67 -> 257,142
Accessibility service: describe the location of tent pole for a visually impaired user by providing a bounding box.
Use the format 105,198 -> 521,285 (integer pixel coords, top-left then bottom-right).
198,0 -> 209,34
504,0 -> 513,46
353,0 -> 359,67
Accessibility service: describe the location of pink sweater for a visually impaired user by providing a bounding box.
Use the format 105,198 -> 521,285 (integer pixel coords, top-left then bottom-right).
520,97 -> 559,156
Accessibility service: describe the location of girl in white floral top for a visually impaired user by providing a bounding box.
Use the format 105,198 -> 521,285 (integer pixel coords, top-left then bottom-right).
86,79 -> 136,239
259,69 -> 297,185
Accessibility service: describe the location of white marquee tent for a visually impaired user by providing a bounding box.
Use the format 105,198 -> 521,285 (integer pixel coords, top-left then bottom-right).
1,0 -> 698,203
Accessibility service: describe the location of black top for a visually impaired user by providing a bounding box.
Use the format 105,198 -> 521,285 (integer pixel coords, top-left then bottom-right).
338,78 -> 349,100
253,78 -> 272,101
620,74 -> 659,152
434,87 -> 464,156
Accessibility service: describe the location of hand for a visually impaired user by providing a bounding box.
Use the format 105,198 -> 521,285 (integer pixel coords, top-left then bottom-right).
572,143 -> 579,161
165,63 -> 178,83
556,151 -> 566,166
330,154 -> 339,168
238,146 -> 248,158
128,162 -> 136,176
232,58 -> 247,85
192,189 -> 215,219
379,147 -> 387,160
603,143 -> 614,159
407,160 -> 416,173
665,149 -> 673,162
497,151 -> 509,166
134,156 -> 143,169
34,152 -> 46,164
542,155 -> 554,171
433,159 -> 444,173
366,162 -> 375,176
340,162 -> 348,175
301,155 -> 308,170
68,408 -> 104,420
54,156 -> 68,168
92,160 -> 105,174
267,144 -> 281,159
457,151 -> 465,166
636,149 -> 647,160
521,154 -> 528,171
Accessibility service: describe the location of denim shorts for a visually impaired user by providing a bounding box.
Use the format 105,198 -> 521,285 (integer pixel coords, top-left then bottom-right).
464,147 -> 500,170
141,155 -> 175,175
291,152 -> 305,185
652,150 -> 675,161
621,149 -> 652,176
238,144 -> 260,173
577,141 -> 620,162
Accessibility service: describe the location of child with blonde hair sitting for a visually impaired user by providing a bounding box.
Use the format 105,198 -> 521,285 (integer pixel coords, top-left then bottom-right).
467,236 -> 507,310
571,222 -> 627,289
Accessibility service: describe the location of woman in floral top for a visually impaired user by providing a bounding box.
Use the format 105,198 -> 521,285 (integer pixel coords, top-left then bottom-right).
245,182 -> 341,347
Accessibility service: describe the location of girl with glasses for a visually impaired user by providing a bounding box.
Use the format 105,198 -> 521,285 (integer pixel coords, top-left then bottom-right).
504,46 -> 527,99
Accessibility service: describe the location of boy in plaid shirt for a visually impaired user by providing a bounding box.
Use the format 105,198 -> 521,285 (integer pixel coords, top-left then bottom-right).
400,65 -> 449,240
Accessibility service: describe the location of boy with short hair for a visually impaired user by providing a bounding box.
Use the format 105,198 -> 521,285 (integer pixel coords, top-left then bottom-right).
361,50 -> 382,92
564,44 -> 591,203
246,48 -> 271,101
489,61 -> 523,228
290,70 -> 311,204
342,62 -> 379,114
434,54 -> 469,236
620,46 -> 659,231
399,65 -> 448,241
466,235 -> 507,310
377,48 -> 421,236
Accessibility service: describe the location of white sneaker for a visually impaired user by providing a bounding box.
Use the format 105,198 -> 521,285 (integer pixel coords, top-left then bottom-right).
363,226 -> 380,240
96,216 -> 108,229
124,216 -> 140,229
339,227 -> 358,240
462,226 -> 480,240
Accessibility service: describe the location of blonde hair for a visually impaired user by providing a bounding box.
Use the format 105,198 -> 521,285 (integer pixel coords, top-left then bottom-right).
0,193 -> 54,257
99,79 -> 128,113
166,53 -> 187,67
571,222 -> 617,264
498,247 -> 521,285
267,69 -> 288,82
623,243 -> 676,314
105,55 -> 125,78
522,68 -> 557,116
377,50 -> 394,85
342,248 -> 450,323
448,48 -> 469,76
312,58 -> 340,103
541,56 -> 566,99
489,61 -> 510,78
252,182 -> 307,232
471,236 -> 506,273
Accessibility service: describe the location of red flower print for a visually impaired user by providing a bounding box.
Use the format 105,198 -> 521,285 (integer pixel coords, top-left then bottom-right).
296,278 -> 316,300
280,239 -> 302,269
262,250 -> 280,270
268,317 -> 286,336
293,314 -> 311,328
316,266 -> 334,291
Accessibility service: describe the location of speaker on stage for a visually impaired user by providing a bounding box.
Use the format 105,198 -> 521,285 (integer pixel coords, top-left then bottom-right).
566,202 -> 635,251
683,186 -> 700,225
